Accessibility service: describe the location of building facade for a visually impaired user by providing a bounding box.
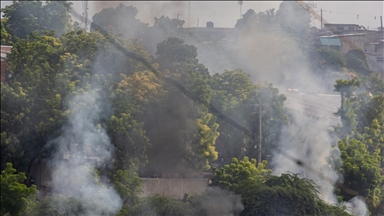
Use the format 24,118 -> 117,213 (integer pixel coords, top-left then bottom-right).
1,45 -> 12,83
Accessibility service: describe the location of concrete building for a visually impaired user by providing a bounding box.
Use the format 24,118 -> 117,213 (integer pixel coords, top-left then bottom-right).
324,23 -> 362,34
1,45 -> 12,83
318,23 -> 384,77
178,22 -> 237,43
317,37 -> 342,51
338,33 -> 366,53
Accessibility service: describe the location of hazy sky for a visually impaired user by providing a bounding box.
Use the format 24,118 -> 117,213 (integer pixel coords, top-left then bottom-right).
1,1 -> 383,29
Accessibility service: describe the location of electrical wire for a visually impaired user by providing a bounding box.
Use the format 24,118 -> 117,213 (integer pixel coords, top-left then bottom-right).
69,4 -> 383,212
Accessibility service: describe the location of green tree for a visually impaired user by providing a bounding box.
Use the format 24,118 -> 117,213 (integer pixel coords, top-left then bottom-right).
1,30 -> 155,176
357,119 -> 384,160
308,47 -> 347,71
275,1 -> 311,41
153,16 -> 185,35
1,162 -> 37,216
334,78 -> 361,134
1,1 -> 73,41
138,37 -> 219,176
238,173 -> 350,216
113,169 -> 142,216
334,138 -> 383,213
129,194 -> 195,216
1,18 -> 12,45
346,49 -> 373,76
235,9 -> 257,29
362,72 -> 384,95
155,37 -> 198,72
235,9 -> 276,31
211,157 -> 271,192
210,70 -> 288,161
90,3 -> 151,52
1,32 -> 66,174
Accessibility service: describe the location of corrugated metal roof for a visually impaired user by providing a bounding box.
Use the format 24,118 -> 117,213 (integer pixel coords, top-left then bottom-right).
319,37 -> 341,46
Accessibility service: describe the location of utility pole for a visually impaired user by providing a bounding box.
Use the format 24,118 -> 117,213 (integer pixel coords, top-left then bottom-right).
320,8 -> 323,29
197,18 -> 199,36
238,1 -> 243,18
82,1 -> 89,30
251,103 -> 267,165
189,1 -> 191,28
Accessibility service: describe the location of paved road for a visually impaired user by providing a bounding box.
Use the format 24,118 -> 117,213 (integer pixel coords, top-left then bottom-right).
282,92 -> 341,124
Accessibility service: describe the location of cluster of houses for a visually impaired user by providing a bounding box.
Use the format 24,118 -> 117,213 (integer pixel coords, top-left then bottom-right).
180,21 -> 384,78
1,22 -> 384,81
313,23 -> 384,77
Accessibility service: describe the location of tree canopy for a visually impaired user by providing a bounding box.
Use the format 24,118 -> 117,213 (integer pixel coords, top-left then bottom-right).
1,1 -> 73,41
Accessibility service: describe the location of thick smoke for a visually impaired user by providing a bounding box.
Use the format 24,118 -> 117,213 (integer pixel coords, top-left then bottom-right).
195,187 -> 244,216
73,1 -> 367,213
46,84 -> 122,214
344,196 -> 369,216
271,109 -> 340,203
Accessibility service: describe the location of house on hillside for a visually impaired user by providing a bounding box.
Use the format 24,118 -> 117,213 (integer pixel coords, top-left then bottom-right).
318,23 -> 384,77
324,23 -> 362,34
1,45 -> 12,83
317,36 -> 341,51
179,22 -> 237,43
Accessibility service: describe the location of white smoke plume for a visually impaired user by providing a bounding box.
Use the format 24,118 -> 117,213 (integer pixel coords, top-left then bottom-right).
344,196 -> 369,216
271,109 -> 340,204
196,187 -> 244,216
46,90 -> 122,215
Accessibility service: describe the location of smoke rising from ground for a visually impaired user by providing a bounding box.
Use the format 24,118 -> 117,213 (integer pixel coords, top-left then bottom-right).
271,110 -> 339,203
195,187 -> 244,216
46,88 -> 122,214
48,1 -> 368,214
345,196 -> 369,216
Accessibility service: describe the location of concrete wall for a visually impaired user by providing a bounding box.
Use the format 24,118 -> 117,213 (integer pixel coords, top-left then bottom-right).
141,178 -> 209,199
179,27 -> 237,41
29,162 -> 209,200
339,34 -> 365,53
324,24 -> 360,33
0,45 -> 12,82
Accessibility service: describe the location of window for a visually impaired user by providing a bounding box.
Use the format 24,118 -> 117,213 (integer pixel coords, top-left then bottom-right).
337,26 -> 344,31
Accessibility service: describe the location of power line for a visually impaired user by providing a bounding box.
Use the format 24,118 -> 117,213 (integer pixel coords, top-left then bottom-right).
69,5 -> 384,212
317,9 -> 382,18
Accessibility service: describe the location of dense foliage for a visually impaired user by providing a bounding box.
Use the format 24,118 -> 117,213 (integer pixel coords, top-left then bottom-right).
238,174 -> 350,216
1,1 -> 383,215
1,1 -> 74,41
1,163 -> 37,216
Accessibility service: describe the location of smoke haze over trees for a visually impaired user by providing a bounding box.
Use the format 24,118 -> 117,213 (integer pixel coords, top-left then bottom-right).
1,0 -> 384,215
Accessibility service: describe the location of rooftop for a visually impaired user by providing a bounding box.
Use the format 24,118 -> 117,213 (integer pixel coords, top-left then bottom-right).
324,23 -> 360,27
321,33 -> 366,37
318,37 -> 341,46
